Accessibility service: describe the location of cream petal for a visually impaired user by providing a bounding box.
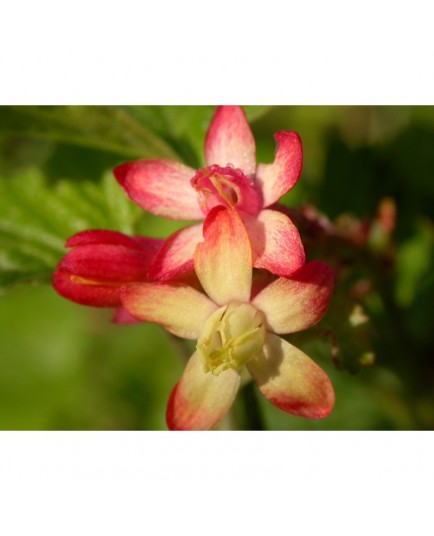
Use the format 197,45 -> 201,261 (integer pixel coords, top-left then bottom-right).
167,351 -> 241,431
121,282 -> 218,339
194,207 -> 252,306
248,333 -> 335,419
252,261 -> 334,334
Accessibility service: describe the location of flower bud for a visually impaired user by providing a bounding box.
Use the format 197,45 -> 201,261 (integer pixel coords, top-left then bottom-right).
53,230 -> 162,307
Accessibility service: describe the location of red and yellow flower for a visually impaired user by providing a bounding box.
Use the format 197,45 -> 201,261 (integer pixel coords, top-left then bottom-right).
53,229 -> 162,313
114,106 -> 305,282
120,207 -> 335,430
52,106 -> 337,430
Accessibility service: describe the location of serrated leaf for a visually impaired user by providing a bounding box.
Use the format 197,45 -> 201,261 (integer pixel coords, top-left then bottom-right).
0,168 -> 142,293
0,106 -> 179,160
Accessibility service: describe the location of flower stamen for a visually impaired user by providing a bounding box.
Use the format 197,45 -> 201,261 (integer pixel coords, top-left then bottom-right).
197,302 -> 266,376
191,164 -> 261,215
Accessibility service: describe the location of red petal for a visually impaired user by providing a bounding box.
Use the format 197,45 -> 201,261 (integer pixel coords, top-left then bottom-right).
256,131 -> 303,207
53,231 -> 162,308
248,334 -> 335,419
147,224 -> 203,282
241,209 -> 305,277
52,268 -> 121,307
60,244 -> 151,283
66,229 -> 143,249
114,159 -> 202,220
252,261 -> 334,334
205,106 -> 256,177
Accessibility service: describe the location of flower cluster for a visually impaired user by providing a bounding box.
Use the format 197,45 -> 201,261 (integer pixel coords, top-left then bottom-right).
53,106 -> 335,430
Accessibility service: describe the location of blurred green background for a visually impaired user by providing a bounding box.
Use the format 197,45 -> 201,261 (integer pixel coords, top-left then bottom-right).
0,106 -> 433,430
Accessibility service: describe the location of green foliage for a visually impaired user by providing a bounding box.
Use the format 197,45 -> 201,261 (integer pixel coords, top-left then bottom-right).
0,106 -> 179,159
0,168 -> 141,291
395,220 -> 433,307
256,337 -> 415,431
0,285 -> 182,430
0,106 -> 272,170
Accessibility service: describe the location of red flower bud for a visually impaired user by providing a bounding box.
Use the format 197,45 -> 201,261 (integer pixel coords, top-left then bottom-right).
52,230 -> 163,307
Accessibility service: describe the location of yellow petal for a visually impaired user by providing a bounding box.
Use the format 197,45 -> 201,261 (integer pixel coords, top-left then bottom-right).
194,207 -> 252,305
252,261 -> 334,334
121,282 -> 218,339
167,351 -> 241,431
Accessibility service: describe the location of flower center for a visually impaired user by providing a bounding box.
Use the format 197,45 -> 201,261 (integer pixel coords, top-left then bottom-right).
197,302 -> 266,376
191,164 -> 262,216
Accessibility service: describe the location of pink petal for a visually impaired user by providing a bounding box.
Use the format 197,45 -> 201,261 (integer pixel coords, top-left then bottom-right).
194,207 -> 252,306
247,333 -> 335,419
166,351 -> 240,431
120,282 -> 218,339
66,229 -> 142,249
114,159 -> 203,220
252,261 -> 334,334
205,106 -> 256,177
112,307 -> 141,324
255,131 -> 303,207
241,209 -> 305,277
130,236 -> 166,257
147,224 -> 203,282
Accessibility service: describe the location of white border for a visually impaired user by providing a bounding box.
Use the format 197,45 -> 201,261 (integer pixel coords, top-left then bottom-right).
0,432 -> 433,534
1,1 -> 433,104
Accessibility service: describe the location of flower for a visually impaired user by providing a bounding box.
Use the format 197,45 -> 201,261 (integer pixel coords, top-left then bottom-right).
120,206 -> 335,430
52,230 -> 163,314
114,106 -> 305,283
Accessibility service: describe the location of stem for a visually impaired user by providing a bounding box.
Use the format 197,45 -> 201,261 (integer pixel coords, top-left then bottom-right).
234,381 -> 266,431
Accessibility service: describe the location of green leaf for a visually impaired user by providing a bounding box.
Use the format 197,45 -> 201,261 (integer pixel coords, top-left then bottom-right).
0,106 -> 274,172
395,220 -> 434,307
243,105 -> 273,122
0,106 -> 179,160
0,167 -> 142,293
